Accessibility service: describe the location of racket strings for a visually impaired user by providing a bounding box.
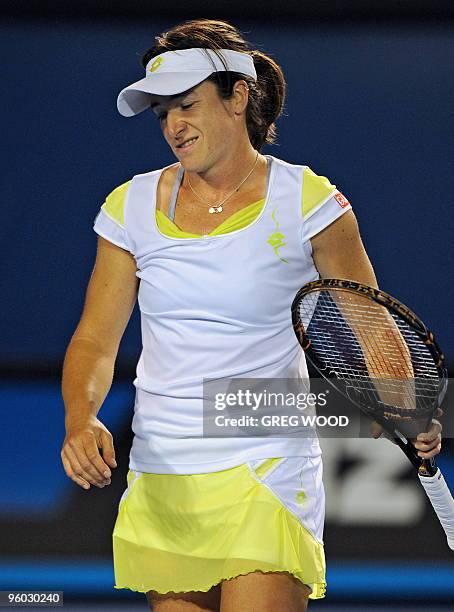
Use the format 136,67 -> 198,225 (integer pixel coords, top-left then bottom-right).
298,290 -> 440,418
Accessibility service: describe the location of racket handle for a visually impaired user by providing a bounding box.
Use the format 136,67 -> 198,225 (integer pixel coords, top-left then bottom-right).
418,468 -> 454,550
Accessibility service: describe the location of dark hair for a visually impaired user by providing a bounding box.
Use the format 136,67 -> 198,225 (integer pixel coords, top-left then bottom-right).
141,19 -> 286,151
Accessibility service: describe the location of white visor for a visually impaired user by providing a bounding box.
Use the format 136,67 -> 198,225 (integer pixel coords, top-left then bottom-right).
117,48 -> 257,117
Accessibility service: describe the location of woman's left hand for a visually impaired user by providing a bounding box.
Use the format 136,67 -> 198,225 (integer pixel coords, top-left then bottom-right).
412,408 -> 443,459
371,408 -> 443,459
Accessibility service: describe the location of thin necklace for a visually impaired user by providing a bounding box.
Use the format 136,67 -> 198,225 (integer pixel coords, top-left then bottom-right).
186,151 -> 259,214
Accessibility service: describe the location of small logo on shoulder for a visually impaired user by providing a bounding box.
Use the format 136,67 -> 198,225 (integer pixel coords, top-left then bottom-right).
334,191 -> 350,208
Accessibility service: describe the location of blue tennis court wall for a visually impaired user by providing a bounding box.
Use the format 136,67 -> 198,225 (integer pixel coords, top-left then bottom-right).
1,18 -> 453,372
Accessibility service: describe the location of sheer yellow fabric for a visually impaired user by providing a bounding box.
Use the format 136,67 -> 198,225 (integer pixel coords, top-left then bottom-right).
102,180 -> 131,226
301,167 -> 336,218
113,464 -> 326,599
156,198 -> 266,238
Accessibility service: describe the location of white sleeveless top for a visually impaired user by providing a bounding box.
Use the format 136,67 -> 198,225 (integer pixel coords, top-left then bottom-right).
94,156 -> 352,473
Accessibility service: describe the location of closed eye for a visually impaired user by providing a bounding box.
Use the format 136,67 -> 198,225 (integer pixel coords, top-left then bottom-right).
155,100 -> 195,122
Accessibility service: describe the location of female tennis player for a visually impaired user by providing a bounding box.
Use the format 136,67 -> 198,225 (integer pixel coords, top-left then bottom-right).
60,19 -> 442,612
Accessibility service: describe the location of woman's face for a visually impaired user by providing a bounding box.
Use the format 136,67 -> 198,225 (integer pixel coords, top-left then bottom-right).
150,80 -> 247,173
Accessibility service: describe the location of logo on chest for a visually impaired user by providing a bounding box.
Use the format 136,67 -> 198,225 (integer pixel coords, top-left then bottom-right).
267,209 -> 289,264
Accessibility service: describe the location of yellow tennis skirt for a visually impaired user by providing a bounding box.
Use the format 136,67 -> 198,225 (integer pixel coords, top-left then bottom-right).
112,456 -> 326,599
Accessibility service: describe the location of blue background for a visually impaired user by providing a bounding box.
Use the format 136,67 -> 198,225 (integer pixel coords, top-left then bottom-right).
2,19 -> 454,371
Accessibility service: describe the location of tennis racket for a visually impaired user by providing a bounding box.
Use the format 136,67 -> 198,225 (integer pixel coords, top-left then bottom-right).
291,278 -> 454,550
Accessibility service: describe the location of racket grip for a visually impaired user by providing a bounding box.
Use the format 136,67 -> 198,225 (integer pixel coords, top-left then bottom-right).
418,468 -> 454,550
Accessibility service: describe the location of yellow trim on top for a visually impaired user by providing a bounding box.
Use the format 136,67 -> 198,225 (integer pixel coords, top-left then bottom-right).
103,166 -> 337,234
156,198 -> 266,238
156,212 -> 200,238
102,180 -> 131,227
302,167 -> 336,219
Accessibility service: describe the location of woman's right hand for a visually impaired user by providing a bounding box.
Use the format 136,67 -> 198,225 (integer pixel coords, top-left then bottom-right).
61,237 -> 137,490
61,416 -> 117,490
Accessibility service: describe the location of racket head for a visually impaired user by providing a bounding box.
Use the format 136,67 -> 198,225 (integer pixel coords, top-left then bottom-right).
291,279 -> 447,439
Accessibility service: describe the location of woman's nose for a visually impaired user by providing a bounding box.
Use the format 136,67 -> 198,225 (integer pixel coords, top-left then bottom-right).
166,110 -> 186,139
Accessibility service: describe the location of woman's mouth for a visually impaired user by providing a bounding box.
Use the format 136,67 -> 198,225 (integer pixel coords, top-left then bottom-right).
177,137 -> 198,152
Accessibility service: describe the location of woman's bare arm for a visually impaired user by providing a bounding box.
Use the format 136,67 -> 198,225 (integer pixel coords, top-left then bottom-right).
61,237 -> 139,490
310,210 -> 378,287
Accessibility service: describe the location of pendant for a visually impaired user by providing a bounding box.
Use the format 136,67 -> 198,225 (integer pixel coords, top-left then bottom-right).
209,205 -> 223,214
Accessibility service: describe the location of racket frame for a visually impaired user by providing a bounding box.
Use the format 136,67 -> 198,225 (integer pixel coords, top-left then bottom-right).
291,278 -> 448,477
